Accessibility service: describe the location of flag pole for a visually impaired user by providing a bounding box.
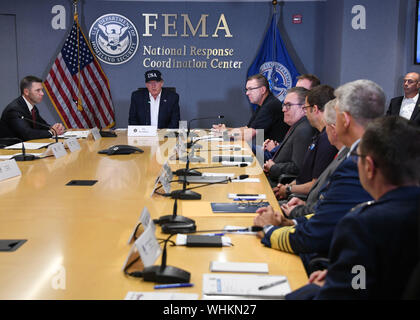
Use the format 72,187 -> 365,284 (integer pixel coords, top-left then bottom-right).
272,0 -> 278,13
272,0 -> 278,63
73,0 -> 83,112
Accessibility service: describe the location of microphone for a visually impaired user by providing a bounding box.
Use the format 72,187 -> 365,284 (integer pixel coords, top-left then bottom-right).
195,226 -> 263,233
20,116 -> 58,143
167,174 -> 249,200
142,233 -> 191,283
173,162 -> 248,177
186,115 -> 224,148
2,137 -> 40,162
187,115 -> 224,136
196,147 -> 242,152
154,197 -> 196,230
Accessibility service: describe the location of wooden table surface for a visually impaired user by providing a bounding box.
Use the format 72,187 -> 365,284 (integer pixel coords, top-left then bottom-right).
0,130 -> 307,299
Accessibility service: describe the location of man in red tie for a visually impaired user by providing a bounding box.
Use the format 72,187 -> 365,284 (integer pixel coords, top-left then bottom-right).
0,75 -> 65,141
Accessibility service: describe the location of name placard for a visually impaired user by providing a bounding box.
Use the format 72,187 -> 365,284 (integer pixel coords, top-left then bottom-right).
49,142 -> 67,159
134,224 -> 162,267
91,127 -> 102,141
0,159 -> 21,182
65,138 -> 81,152
128,125 -> 157,137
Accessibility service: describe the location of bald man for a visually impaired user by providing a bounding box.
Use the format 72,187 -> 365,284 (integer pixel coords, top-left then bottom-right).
386,72 -> 420,126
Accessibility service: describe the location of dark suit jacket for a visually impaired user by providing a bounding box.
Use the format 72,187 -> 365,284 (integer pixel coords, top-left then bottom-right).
128,88 -> 180,129
247,93 -> 289,142
289,147 -> 350,218
386,96 -> 420,126
268,116 -> 316,184
0,96 -> 52,141
313,186 -> 420,299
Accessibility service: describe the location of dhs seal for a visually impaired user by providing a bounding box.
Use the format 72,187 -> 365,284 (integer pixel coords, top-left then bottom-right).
259,62 -> 293,101
89,14 -> 138,65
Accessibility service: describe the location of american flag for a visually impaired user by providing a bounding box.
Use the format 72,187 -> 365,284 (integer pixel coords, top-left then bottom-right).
44,16 -> 115,129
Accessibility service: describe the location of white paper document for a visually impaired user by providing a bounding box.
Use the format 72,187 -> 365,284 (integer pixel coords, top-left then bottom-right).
210,261 -> 269,273
231,178 -> 260,183
59,130 -> 91,139
5,142 -> 51,150
202,273 -> 290,299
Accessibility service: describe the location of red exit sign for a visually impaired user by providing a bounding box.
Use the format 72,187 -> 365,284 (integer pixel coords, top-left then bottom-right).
292,14 -> 302,24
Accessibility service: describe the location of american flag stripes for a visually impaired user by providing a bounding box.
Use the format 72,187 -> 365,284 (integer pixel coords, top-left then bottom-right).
44,15 -> 115,129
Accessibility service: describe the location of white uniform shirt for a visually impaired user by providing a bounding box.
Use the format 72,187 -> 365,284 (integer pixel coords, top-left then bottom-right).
399,93 -> 418,120
149,92 -> 161,127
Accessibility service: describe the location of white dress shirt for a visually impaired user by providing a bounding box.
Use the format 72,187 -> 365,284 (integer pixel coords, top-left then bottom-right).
149,92 -> 161,127
22,96 -> 35,113
399,93 -> 418,120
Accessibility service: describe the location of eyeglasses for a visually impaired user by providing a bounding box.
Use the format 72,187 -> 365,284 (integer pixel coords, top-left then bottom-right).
245,86 -> 262,92
403,79 -> 418,84
283,103 -> 304,111
349,149 -> 366,163
301,104 -> 313,112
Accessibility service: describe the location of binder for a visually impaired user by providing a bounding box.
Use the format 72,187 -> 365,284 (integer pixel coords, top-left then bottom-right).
186,235 -> 223,247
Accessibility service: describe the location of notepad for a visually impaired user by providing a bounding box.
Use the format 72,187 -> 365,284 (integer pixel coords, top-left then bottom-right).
210,261 -> 269,273
202,273 -> 291,299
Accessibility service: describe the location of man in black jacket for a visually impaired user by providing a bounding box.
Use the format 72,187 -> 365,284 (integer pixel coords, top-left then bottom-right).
1,76 -> 65,141
386,72 -> 420,126
212,74 -> 289,142
263,87 -> 316,186
128,70 -> 180,129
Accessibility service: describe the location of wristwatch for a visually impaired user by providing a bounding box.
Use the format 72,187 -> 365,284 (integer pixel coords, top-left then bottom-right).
285,185 -> 293,197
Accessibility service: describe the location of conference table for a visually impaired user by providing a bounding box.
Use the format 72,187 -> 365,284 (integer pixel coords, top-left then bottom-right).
0,129 -> 308,300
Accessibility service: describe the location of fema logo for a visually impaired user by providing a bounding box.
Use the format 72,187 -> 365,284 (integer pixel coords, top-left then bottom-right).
89,14 -> 139,65
259,62 -> 293,101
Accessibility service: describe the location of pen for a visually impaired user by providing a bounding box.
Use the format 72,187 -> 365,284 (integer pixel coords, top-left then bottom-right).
202,233 -> 225,236
234,198 -> 258,201
258,278 -> 287,290
154,283 -> 194,289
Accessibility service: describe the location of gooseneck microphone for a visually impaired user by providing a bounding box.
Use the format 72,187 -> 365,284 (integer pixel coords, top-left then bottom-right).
3,137 -> 40,162
141,233 -> 191,284
20,116 -> 59,143
154,197 -> 196,228
167,174 -> 249,200
173,162 -> 249,177
187,115 -> 224,137
186,115 -> 224,148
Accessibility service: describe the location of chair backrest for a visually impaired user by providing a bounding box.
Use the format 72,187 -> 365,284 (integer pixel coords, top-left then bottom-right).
0,118 -> 14,139
137,87 -> 176,93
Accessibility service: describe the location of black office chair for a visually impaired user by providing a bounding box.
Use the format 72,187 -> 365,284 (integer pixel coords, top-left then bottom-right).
402,196 -> 420,299
0,119 -> 17,148
136,87 -> 176,93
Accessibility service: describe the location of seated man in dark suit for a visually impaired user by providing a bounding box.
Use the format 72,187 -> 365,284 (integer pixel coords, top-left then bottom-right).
128,70 -> 180,129
1,75 -> 65,141
286,116 -> 420,299
254,79 -> 386,271
386,72 -> 420,126
281,99 -> 348,218
263,87 -> 316,186
273,85 -> 338,200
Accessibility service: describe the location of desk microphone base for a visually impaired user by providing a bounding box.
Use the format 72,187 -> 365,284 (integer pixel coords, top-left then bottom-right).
170,189 -> 201,200
143,265 -> 191,284
12,154 -> 40,161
